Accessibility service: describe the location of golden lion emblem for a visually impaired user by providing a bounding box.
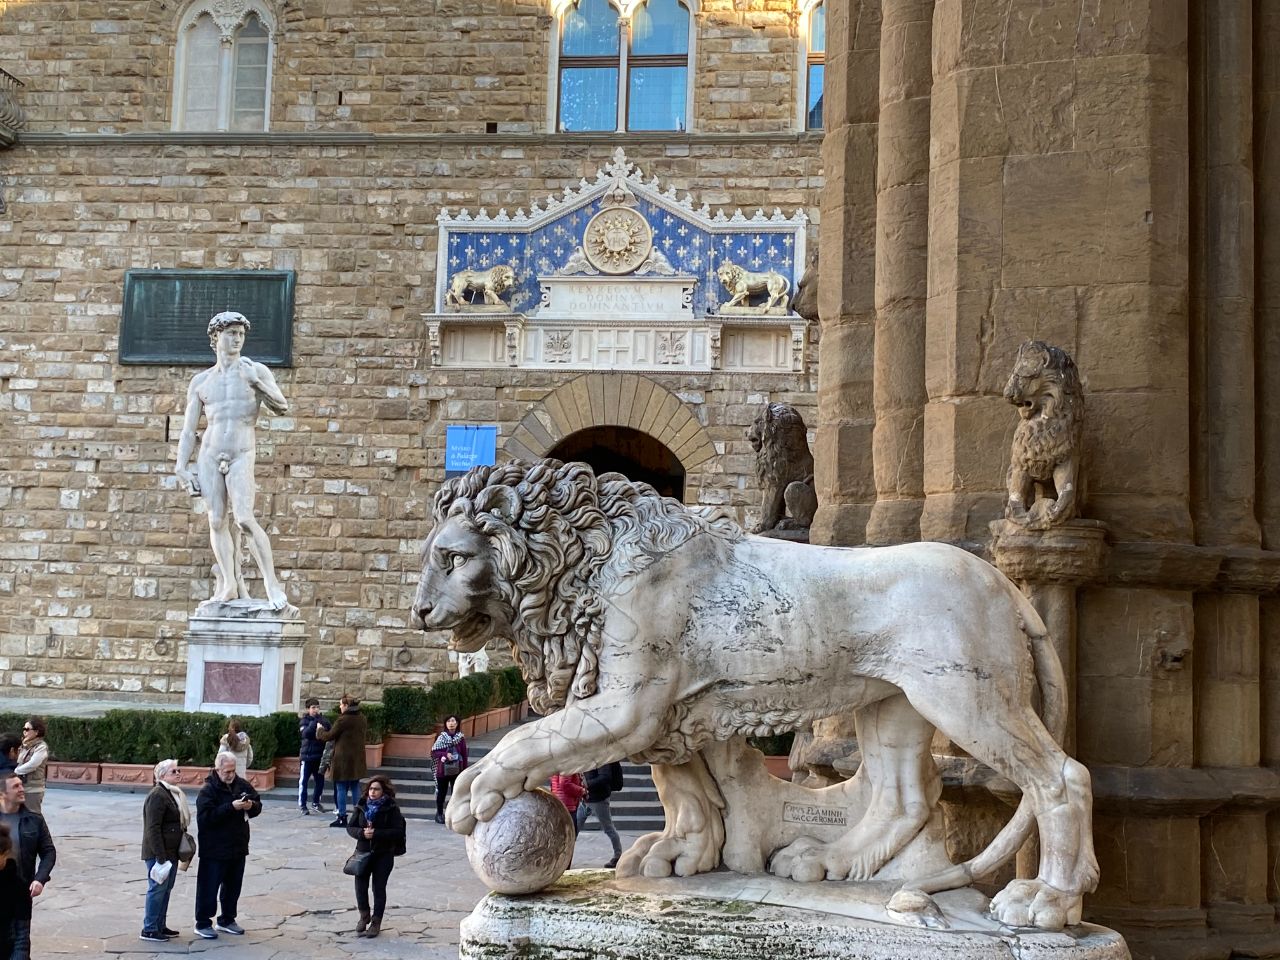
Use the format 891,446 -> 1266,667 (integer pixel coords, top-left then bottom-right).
717,261 -> 790,312
445,264 -> 516,311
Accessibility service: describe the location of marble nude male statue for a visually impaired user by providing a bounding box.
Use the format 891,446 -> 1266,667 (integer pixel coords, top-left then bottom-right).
175,311 -> 290,610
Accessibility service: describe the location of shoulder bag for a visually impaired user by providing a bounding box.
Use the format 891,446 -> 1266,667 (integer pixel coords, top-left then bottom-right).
178,831 -> 197,863
342,850 -> 372,876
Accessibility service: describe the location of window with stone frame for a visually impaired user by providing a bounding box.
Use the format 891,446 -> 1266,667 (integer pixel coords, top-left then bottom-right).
172,0 -> 274,132
554,0 -> 694,133
803,0 -> 825,131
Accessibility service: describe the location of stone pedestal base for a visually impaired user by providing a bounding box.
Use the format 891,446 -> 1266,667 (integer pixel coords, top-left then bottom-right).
183,600 -> 306,716
460,870 -> 1130,960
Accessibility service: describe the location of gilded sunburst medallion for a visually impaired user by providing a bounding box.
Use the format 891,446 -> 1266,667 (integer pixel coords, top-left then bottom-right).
583,206 -> 653,275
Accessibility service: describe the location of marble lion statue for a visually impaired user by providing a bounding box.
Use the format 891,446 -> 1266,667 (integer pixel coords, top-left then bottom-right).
412,459 -> 1099,930
717,261 -> 790,312
1004,340 -> 1085,529
445,264 -> 516,310
746,402 -> 816,533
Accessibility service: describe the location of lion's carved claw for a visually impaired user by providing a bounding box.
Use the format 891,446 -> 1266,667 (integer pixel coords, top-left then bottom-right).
989,879 -> 1082,930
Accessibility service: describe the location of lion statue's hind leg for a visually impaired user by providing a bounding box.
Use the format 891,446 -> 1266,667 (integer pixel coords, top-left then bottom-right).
897,674 -> 1098,931
616,752 -> 726,880
769,696 -> 938,882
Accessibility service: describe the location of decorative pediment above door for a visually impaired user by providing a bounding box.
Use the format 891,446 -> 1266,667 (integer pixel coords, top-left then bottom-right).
423,147 -> 811,373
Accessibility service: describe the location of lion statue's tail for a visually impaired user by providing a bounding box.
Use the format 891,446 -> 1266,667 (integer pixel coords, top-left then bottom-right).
905,585 -> 1067,895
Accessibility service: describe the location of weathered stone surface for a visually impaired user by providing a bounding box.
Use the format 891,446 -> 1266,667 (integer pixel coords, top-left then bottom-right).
460,872 -> 1131,960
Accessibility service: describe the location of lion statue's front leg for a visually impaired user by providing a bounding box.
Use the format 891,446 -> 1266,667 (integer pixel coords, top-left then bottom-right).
616,752 -> 726,880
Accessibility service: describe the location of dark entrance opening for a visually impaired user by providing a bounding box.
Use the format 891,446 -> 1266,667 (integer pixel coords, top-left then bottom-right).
547,426 -> 686,501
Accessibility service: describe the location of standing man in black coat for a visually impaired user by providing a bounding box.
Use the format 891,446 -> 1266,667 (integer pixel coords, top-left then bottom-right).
0,771 -> 56,960
298,698 -> 331,815
193,752 -> 261,940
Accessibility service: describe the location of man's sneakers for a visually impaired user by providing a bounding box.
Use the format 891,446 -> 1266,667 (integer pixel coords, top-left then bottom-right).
312,802 -> 326,814
329,816 -> 347,828
434,813 -> 445,824
215,921 -> 245,935
162,928 -> 180,937
301,805 -> 311,815
193,926 -> 218,939
139,930 -> 166,942
605,856 -> 620,869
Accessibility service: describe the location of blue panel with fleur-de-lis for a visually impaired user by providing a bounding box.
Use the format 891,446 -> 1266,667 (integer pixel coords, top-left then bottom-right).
435,148 -> 808,317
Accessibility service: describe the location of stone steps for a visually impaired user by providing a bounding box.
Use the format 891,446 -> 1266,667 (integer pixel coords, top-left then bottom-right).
267,728 -> 666,831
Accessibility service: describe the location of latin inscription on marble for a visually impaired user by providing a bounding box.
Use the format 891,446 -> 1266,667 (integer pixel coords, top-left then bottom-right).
782,802 -> 849,827
540,277 -> 694,321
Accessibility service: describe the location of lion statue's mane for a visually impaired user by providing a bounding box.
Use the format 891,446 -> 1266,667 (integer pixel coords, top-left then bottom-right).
431,459 -> 741,714
746,402 -> 816,533
1004,340 -> 1085,527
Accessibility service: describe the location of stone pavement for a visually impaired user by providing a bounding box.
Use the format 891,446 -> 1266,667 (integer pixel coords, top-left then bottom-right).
30,786 -> 642,959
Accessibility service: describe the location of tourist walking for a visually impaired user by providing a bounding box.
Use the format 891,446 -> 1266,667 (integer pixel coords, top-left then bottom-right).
140,759 -> 191,942
193,752 -> 261,939
0,771 -> 56,960
550,772 -> 586,832
431,715 -> 468,824
316,696 -> 367,827
298,698 -> 331,815
577,762 -> 625,867
344,775 -> 406,939
216,719 -> 254,778
15,718 -> 48,817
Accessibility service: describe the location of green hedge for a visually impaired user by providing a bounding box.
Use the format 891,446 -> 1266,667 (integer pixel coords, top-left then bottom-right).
383,666 -> 526,735
747,732 -> 796,757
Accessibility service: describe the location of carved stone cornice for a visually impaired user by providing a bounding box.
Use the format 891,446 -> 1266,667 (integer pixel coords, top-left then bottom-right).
988,518 -> 1110,586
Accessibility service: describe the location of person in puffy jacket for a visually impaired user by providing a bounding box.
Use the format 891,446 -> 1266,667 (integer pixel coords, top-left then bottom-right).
430,715 -> 468,825
193,752 -> 261,939
549,772 -> 586,833
344,775 -> 406,939
298,698 -> 331,815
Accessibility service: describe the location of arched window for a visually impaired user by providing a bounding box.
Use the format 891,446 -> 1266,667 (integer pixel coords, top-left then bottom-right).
173,2 -> 275,132
555,0 -> 693,133
803,0 -> 825,130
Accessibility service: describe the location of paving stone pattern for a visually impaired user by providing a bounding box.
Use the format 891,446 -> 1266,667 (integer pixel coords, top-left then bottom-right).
31,786 -> 639,959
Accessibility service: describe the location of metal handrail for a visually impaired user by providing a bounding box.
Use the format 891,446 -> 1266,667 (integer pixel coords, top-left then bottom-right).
0,67 -> 27,134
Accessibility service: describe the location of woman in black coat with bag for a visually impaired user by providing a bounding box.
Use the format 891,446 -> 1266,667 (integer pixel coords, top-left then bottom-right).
344,775 -> 405,939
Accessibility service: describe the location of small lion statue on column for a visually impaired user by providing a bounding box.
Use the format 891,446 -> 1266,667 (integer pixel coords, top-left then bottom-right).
1004,340 -> 1085,530
746,402 -> 817,535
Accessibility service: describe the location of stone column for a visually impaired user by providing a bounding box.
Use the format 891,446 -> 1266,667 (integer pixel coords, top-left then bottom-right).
1255,0 -> 1280,924
811,0 -> 881,548
1189,0 -> 1271,936
865,0 -> 930,546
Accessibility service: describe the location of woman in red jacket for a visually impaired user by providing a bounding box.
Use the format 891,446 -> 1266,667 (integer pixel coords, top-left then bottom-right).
549,772 -> 586,834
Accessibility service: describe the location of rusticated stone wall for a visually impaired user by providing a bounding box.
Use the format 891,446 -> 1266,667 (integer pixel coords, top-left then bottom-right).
0,0 -> 823,702
816,2 -> 1280,958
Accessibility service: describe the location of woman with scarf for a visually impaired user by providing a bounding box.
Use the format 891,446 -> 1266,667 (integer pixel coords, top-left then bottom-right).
345,775 -> 406,939
15,717 -> 48,815
140,759 -> 192,942
431,714 -> 468,824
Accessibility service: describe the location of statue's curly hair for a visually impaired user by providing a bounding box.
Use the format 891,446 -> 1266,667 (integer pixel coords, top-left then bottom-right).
432,459 -> 740,715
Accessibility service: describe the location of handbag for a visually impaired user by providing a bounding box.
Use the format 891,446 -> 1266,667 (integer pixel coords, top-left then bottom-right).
178,831 -> 196,863
342,850 -> 372,877
441,759 -> 460,778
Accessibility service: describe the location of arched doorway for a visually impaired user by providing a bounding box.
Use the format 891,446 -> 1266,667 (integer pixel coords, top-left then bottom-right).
547,426 -> 686,500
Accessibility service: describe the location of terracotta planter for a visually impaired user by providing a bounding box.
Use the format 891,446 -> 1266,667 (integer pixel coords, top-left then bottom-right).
168,765 -> 276,790
245,767 -> 276,790
46,761 -> 100,784
762,755 -> 792,781
460,717 -> 477,738
381,733 -> 438,758
100,763 -> 155,785
364,743 -> 384,768
274,757 -> 301,778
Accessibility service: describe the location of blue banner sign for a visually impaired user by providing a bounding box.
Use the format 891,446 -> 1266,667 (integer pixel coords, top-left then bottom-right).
445,425 -> 498,476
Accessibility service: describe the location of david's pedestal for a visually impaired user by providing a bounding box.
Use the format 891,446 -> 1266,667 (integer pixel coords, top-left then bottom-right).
460,871 -> 1131,960
183,600 -> 306,716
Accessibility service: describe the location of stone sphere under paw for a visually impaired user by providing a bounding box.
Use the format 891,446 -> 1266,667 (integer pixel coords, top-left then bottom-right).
464,788 -> 576,894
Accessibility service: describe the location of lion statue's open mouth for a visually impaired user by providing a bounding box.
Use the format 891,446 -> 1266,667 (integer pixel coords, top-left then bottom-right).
447,611 -> 499,652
